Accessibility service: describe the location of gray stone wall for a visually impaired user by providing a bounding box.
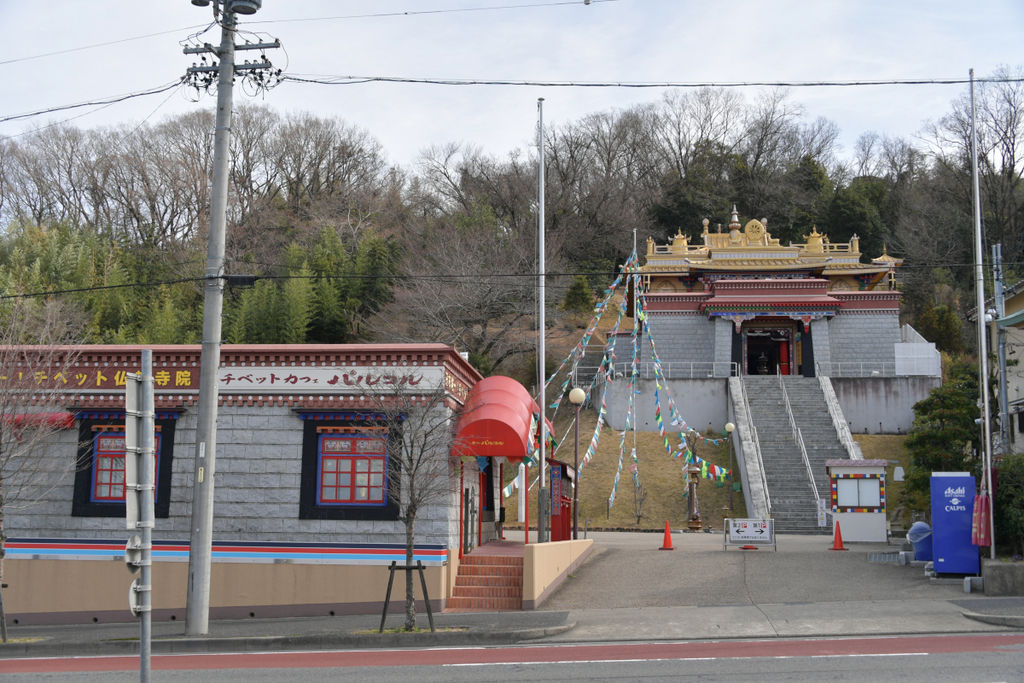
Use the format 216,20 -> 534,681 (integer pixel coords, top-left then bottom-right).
810,318 -> 831,370
828,312 -> 900,368
643,312 -> 717,367
6,404 -> 464,548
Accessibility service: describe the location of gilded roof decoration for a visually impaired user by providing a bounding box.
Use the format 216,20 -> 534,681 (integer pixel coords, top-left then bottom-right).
640,209 -> 899,288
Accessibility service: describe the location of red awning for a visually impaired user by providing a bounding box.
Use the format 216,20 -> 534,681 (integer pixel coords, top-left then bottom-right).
453,376 -> 544,462
455,403 -> 532,458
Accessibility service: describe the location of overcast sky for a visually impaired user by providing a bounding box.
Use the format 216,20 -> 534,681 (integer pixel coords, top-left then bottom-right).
2,0 -> 1022,169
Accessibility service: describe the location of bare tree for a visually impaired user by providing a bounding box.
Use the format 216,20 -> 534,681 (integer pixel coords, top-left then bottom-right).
369,385 -> 463,632
0,298 -> 84,641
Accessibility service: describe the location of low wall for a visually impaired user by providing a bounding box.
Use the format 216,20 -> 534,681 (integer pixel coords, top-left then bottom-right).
982,558 -> 1024,596
3,558 -> 450,625
522,539 -> 593,609
604,379 -> 728,432
831,377 -> 939,434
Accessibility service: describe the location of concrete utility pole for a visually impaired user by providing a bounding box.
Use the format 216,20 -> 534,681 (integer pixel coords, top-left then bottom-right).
992,244 -> 1010,458
183,0 -> 275,635
537,97 -> 549,543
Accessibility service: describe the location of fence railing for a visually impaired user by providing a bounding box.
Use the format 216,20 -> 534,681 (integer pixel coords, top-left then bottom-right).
576,361 -> 738,381
815,361 -> 896,377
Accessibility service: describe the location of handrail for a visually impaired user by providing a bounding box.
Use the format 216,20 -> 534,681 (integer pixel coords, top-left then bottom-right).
578,361 -> 739,380
778,372 -> 821,506
738,375 -> 771,517
818,376 -> 862,460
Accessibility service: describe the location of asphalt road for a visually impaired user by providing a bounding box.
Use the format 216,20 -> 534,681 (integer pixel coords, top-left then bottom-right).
4,633 -> 1023,682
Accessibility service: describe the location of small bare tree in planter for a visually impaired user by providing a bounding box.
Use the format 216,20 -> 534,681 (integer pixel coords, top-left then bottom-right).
371,383 -> 468,632
0,299 -> 83,642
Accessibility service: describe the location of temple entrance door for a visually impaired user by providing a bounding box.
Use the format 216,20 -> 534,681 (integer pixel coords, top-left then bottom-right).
743,324 -> 794,375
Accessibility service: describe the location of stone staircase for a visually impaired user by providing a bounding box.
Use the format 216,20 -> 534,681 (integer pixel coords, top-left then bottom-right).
741,375 -> 851,534
447,549 -> 523,611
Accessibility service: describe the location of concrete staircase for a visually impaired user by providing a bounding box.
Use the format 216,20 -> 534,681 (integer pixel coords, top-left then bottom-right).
447,550 -> 523,611
741,375 -> 851,534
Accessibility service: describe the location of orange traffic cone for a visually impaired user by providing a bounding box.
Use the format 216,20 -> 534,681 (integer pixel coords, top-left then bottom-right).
659,520 -> 675,550
830,521 -> 848,551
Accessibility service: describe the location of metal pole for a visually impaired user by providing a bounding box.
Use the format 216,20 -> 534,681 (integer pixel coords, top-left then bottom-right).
725,422 -> 735,510
537,97 -> 548,543
186,7 -> 236,635
969,68 -> 996,560
139,350 -> 155,682
992,244 -> 1010,457
573,402 -> 580,540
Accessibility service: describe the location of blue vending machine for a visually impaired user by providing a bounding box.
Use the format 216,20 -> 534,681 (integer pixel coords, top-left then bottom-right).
929,472 -> 979,575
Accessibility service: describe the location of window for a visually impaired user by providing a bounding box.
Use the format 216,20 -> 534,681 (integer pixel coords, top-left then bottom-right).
833,474 -> 883,511
317,434 -> 387,505
72,414 -> 176,518
299,413 -> 400,521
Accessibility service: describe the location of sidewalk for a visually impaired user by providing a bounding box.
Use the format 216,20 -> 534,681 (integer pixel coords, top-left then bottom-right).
2,530 -> 1022,657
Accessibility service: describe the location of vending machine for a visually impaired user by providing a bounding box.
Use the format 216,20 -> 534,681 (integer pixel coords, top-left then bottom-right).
929,472 -> 979,575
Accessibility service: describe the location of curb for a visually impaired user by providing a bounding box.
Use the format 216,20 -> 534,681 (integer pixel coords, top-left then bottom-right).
0,621 -> 577,658
960,611 -> 1024,628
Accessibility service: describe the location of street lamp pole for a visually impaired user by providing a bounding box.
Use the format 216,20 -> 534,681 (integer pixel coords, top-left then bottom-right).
725,422 -> 735,510
568,387 -> 587,540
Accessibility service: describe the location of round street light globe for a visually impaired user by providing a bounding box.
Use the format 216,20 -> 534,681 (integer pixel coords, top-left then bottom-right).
568,387 -> 587,405
725,422 -> 735,433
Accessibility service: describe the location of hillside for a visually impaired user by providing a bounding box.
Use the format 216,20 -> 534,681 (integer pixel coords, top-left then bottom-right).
501,408 -> 745,533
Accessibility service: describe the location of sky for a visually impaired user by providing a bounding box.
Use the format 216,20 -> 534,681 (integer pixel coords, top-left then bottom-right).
2,0 -> 1022,170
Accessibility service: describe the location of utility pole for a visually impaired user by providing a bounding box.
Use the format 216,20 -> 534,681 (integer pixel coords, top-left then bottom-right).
992,243 -> 1010,459
182,0 -> 277,635
537,97 -> 548,543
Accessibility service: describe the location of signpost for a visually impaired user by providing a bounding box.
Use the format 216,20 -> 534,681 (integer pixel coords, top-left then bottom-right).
125,350 -> 155,682
723,518 -> 776,551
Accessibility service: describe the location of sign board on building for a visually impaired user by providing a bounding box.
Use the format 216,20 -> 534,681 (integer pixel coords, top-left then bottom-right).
723,518 -> 776,551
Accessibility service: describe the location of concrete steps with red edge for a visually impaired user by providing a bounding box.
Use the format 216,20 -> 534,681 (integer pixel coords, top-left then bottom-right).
447,553 -> 523,611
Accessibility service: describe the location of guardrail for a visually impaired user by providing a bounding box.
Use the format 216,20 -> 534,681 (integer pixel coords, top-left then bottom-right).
818,376 -> 862,460
815,361 -> 896,377
576,361 -> 738,381
778,372 -> 820,507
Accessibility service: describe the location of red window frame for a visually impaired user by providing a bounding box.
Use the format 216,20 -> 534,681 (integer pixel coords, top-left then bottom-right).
90,428 -> 161,503
317,433 -> 387,505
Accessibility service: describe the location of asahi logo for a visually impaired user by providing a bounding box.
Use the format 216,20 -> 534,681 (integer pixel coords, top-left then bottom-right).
944,485 -> 967,512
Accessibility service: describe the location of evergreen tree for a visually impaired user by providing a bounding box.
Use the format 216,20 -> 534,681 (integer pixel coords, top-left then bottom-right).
902,359 -> 980,513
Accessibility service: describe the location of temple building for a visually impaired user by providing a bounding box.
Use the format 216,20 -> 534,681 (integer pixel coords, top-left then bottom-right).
634,207 -> 915,378
601,209 -> 941,532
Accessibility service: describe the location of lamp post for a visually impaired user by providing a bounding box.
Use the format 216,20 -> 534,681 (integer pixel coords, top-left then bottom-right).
725,422 -> 735,510
568,387 -> 587,540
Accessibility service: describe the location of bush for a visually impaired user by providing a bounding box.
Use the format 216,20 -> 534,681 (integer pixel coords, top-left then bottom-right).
994,452 -> 1024,556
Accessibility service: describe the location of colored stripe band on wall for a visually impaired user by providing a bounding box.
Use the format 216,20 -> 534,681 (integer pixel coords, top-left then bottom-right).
6,538 -> 449,565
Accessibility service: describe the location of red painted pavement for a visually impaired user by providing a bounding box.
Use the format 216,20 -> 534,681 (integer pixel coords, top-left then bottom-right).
3,633 -> 1022,674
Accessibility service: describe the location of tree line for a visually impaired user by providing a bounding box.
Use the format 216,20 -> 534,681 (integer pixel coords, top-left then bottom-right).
1,68 -> 1022,374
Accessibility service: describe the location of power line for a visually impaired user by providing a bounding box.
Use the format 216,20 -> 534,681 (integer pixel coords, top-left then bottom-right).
0,26 -> 210,68
0,80 -> 184,125
247,0 -> 622,26
0,0 -> 618,68
3,260 -> 1018,302
284,74 -> 1024,89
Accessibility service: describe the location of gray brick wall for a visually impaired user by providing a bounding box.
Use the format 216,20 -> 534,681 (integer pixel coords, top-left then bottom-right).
828,312 -> 900,367
644,313 -> 716,365
7,404 -> 463,548
811,318 -> 831,369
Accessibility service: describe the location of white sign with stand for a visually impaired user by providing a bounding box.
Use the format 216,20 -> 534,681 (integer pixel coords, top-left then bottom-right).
723,518 -> 776,551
